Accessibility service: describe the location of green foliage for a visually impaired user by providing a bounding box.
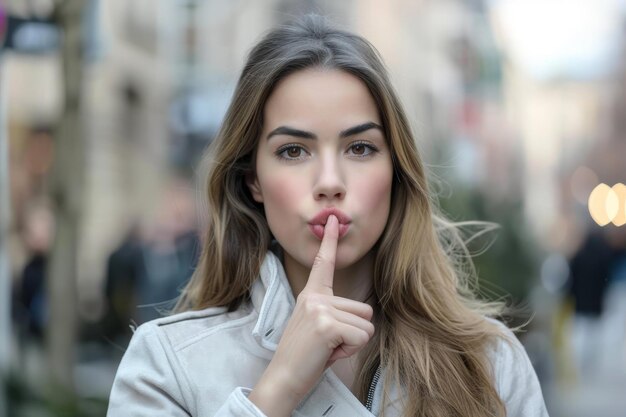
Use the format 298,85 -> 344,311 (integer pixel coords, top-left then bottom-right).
3,372 -> 108,417
436,181 -> 540,317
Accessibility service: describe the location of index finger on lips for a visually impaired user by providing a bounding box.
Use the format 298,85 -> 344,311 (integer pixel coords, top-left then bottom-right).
305,214 -> 339,294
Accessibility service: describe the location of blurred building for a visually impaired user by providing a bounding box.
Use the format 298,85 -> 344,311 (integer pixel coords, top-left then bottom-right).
3,0 -> 621,346
491,0 -> 622,255
1,0 -> 519,321
8,0 -> 617,326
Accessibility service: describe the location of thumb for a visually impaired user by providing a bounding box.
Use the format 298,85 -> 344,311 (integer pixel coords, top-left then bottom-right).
305,214 -> 338,295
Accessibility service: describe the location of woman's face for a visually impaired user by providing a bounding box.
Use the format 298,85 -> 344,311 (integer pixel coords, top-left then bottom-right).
248,68 -> 393,270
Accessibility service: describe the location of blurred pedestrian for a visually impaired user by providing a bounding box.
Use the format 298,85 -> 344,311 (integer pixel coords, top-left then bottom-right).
567,228 -> 613,379
12,203 -> 54,388
101,224 -> 142,347
601,228 -> 626,373
13,204 -> 55,345
134,178 -> 199,324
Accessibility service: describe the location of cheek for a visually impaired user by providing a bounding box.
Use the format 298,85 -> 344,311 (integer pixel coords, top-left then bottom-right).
353,168 -> 393,219
263,178 -> 295,207
258,171 -> 306,229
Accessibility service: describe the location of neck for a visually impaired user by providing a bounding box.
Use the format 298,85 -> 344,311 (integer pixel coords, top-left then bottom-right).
283,249 -> 375,304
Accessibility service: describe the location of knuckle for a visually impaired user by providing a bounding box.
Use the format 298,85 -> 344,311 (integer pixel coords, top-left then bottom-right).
309,302 -> 327,317
343,345 -> 360,357
363,304 -> 374,320
358,329 -> 370,345
314,315 -> 333,335
299,294 -> 326,315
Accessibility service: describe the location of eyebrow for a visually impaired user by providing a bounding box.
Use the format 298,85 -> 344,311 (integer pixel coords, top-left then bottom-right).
266,122 -> 383,141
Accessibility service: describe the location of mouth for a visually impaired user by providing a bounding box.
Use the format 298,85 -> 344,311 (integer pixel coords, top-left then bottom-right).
308,208 -> 352,240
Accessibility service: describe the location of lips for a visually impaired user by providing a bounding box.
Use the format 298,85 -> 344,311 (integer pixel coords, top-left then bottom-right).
308,208 -> 351,240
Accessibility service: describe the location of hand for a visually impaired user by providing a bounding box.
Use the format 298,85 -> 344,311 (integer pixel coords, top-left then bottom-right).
249,215 -> 375,416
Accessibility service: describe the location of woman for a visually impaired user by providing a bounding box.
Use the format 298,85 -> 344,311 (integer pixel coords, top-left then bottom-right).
107,15 -> 549,417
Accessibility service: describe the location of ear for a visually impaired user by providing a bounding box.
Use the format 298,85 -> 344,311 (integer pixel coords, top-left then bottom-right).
245,173 -> 264,203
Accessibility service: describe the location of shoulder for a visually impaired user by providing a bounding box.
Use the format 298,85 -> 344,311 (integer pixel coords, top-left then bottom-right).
485,317 -> 519,349
109,305 -> 247,415
484,318 -> 532,368
131,303 -> 255,351
484,317 -> 533,378
485,318 -> 550,416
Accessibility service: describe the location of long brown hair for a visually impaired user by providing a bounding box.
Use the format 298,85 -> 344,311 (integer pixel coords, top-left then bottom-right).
176,14 -> 510,417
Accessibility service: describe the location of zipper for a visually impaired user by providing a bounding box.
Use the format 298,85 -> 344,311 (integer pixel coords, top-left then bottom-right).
365,365 -> 381,412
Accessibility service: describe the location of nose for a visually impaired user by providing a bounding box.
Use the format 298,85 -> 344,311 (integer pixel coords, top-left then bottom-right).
313,153 -> 346,201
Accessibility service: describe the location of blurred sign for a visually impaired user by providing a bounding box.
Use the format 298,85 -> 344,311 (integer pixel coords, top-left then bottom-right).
1,15 -> 60,54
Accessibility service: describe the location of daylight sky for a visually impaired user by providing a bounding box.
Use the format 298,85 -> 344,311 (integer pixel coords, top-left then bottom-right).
489,0 -> 626,80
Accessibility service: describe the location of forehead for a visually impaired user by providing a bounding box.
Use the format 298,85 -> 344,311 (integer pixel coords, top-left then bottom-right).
262,68 -> 381,132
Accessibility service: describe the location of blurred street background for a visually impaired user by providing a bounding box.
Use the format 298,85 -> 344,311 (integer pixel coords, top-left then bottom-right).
2,0 -> 626,416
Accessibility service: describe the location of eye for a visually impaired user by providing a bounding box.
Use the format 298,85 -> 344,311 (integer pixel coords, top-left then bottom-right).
287,146 -> 303,158
347,141 -> 378,157
351,143 -> 367,155
276,144 -> 309,160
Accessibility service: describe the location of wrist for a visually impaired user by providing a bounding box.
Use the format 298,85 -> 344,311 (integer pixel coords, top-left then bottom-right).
249,367 -> 302,417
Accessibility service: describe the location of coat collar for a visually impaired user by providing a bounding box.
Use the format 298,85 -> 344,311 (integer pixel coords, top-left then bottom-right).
250,251 -> 296,351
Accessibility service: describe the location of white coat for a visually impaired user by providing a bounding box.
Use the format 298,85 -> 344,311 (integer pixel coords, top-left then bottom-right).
107,251 -> 549,416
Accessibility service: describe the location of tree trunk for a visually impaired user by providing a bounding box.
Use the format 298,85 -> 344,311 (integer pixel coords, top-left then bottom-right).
46,0 -> 85,392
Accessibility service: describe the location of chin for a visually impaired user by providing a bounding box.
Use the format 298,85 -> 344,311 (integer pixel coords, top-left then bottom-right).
334,245 -> 370,270
281,234 -> 373,271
